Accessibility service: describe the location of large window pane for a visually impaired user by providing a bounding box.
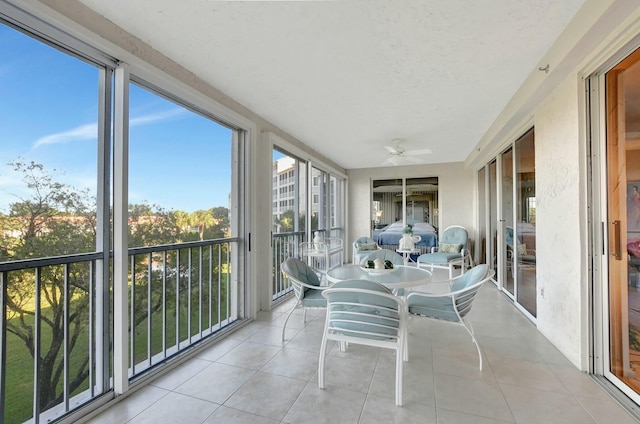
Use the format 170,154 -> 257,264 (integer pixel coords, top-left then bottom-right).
0,23 -> 106,423
128,82 -> 235,372
271,149 -> 307,300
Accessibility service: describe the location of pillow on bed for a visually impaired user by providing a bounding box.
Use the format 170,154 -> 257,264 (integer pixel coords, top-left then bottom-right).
412,222 -> 435,232
386,222 -> 404,231
439,242 -> 462,253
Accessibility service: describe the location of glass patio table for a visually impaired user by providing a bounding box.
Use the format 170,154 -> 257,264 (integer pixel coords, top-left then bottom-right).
326,264 -> 432,291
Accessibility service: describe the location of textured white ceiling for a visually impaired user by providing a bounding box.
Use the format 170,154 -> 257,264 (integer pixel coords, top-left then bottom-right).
78,0 -> 585,169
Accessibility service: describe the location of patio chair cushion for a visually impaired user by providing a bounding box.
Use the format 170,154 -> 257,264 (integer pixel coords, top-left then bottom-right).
301,288 -> 327,308
441,226 -> 468,247
356,242 -> 378,251
326,280 -> 399,340
439,242 -> 462,253
284,257 -> 321,287
451,264 -> 489,292
418,252 -> 460,265
407,296 -> 458,322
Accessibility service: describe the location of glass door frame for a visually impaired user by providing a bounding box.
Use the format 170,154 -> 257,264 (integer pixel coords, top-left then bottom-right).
588,38 -> 640,404
479,137 -> 537,322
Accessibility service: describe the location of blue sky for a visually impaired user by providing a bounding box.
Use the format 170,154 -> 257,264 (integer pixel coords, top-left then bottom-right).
0,23 -> 232,214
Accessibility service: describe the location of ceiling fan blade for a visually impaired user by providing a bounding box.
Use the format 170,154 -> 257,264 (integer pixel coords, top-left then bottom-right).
384,145 -> 400,154
382,156 -> 401,166
402,156 -> 425,164
404,148 -> 432,156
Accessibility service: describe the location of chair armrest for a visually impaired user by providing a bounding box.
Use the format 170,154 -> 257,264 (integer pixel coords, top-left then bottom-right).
430,246 -> 438,253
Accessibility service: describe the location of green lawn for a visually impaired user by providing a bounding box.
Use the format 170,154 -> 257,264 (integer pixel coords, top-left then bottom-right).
4,273 -> 230,424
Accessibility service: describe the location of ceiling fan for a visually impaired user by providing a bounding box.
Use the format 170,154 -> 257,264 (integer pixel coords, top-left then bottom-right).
382,139 -> 432,166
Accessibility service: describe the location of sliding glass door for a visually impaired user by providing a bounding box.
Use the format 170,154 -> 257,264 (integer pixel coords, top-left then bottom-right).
480,131 -> 536,316
602,46 -> 640,397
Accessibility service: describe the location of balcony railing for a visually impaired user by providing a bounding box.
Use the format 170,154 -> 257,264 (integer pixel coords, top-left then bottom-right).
0,237 -> 236,424
272,231 -> 305,301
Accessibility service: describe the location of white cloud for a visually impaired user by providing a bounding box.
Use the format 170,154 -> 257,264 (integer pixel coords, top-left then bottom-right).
130,108 -> 186,126
32,108 -> 186,149
33,123 -> 97,149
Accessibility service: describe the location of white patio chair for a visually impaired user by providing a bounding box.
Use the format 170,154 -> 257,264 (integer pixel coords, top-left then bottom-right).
406,264 -> 494,370
318,279 -> 408,406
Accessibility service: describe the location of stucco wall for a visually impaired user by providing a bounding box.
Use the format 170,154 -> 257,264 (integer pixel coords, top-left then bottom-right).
534,75 -> 583,367
347,162 -> 475,260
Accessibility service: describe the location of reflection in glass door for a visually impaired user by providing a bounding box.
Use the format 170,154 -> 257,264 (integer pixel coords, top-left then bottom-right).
502,148 -> 515,296
489,161 -> 498,285
515,129 -> 537,317
477,167 -> 487,265
606,47 -> 640,395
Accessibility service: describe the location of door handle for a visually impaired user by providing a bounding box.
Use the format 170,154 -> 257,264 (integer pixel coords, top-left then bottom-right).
611,220 -> 621,260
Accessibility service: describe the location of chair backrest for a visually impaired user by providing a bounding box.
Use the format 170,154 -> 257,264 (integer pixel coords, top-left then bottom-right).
440,225 -> 468,250
353,236 -> 375,246
361,249 -> 404,266
322,280 -> 404,341
450,264 -> 492,318
281,258 -> 321,299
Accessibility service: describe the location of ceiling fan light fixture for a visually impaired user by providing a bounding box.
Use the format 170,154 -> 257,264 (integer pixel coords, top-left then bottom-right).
381,139 -> 432,166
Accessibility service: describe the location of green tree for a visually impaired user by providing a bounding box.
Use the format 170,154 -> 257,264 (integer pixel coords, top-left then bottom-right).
1,161 -> 95,416
190,209 -> 215,241
274,209 -> 295,233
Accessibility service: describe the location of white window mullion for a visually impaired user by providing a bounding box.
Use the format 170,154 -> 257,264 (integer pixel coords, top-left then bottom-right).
113,64 -> 130,395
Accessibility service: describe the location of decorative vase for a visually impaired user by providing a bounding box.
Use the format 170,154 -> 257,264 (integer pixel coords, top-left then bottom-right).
313,231 -> 324,251
400,233 -> 415,250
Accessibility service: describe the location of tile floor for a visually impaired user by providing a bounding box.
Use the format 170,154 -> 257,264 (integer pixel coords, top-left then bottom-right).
85,270 -> 640,424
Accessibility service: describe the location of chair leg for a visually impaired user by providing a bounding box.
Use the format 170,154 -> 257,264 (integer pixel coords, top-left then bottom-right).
395,345 -> 403,406
318,334 -> 329,389
461,319 -> 483,371
281,302 -> 299,341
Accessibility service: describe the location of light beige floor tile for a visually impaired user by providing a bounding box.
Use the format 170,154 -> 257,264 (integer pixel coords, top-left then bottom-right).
359,393 -> 437,423
283,381 -> 366,424
85,385 -> 169,424
217,340 -> 281,370
224,371 -> 306,421
255,309 -> 284,323
576,394 -> 640,424
428,325 -> 482,355
195,336 -> 244,362
480,335 -> 544,363
491,357 -> 568,393
174,362 -> 256,404
369,352 -> 436,406
261,346 -> 322,381
285,326 -> 325,353
203,405 -> 279,424
149,358 -> 212,391
127,391 -> 219,424
228,321 -> 269,340
436,408 -> 514,424
434,373 -> 514,422
431,347 -> 494,381
500,383 -> 596,424
247,324 -> 300,346
317,353 -> 377,393
549,365 -> 612,399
